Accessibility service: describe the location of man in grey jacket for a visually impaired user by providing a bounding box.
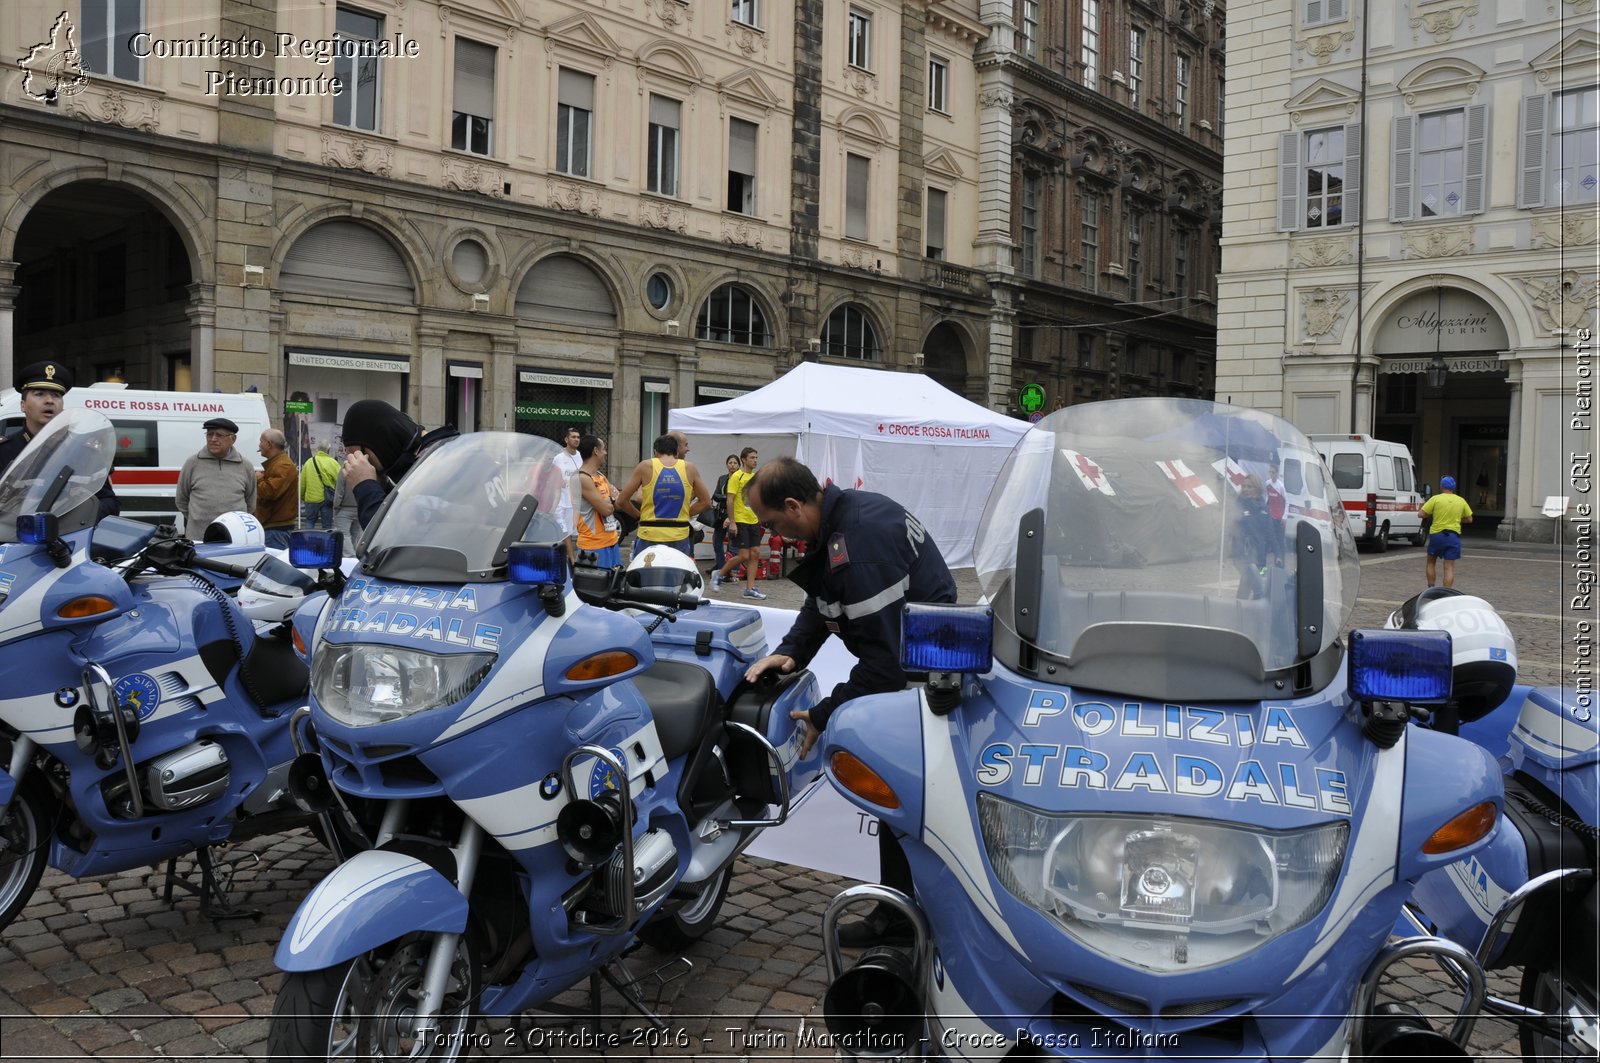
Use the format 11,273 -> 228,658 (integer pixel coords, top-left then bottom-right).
175,417 -> 257,536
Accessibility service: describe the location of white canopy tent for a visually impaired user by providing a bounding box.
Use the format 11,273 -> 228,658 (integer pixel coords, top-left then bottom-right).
669,363 -> 1031,567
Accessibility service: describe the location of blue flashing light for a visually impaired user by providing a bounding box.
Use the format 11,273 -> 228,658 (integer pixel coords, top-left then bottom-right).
508,542 -> 568,585
1348,629 -> 1453,703
902,603 -> 994,673
16,513 -> 55,545
288,530 -> 340,569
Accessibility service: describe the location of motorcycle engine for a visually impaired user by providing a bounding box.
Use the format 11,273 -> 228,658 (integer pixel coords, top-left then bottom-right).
585,828 -> 679,918
104,740 -> 232,818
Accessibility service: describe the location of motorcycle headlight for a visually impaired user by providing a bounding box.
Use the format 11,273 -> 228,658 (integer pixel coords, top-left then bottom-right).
311,644 -> 496,727
977,794 -> 1347,972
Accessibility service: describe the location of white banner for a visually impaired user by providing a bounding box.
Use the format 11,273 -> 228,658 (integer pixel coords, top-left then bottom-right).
289,351 -> 411,373
518,370 -> 613,389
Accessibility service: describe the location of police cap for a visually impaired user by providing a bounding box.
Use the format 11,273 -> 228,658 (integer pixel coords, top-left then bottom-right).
16,361 -> 72,394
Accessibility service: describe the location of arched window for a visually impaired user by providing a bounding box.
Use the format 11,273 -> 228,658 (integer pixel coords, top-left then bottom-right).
820,304 -> 881,359
696,284 -> 771,346
281,221 -> 414,303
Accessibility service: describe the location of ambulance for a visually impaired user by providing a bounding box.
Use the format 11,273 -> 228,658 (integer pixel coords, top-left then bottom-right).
1308,433 -> 1425,550
0,384 -> 270,528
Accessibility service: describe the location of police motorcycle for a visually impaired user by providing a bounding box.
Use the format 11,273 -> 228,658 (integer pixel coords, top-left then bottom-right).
0,409 -> 344,934
266,429 -> 820,1061
814,398 -> 1508,1061
1384,587 -> 1597,1060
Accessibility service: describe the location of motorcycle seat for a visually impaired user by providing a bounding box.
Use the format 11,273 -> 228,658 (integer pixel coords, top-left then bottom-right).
631,659 -> 719,761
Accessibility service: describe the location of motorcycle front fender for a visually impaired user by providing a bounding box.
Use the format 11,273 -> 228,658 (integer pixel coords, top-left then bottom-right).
275,849 -> 468,972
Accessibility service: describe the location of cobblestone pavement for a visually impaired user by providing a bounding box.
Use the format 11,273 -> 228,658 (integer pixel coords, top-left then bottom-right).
0,537 -> 1581,1060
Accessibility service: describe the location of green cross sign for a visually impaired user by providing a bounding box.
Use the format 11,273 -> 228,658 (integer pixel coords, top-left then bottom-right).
1018,383 -> 1047,414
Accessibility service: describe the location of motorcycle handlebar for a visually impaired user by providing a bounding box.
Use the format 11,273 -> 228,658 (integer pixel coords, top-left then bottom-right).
616,585 -> 702,611
188,555 -> 250,579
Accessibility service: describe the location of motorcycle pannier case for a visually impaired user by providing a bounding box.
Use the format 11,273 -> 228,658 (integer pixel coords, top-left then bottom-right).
725,669 -> 818,805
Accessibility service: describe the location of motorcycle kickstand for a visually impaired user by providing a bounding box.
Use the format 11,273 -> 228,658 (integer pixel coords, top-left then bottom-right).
599,961 -> 670,1032
162,845 -> 263,921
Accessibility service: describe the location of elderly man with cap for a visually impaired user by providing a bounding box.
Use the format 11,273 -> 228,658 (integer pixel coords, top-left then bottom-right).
0,361 -> 119,518
174,415 -> 257,537
340,399 -> 457,529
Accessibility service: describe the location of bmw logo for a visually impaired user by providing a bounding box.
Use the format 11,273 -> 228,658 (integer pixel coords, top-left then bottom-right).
933,952 -> 945,991
539,773 -> 562,800
54,687 -> 80,708
112,673 -> 163,721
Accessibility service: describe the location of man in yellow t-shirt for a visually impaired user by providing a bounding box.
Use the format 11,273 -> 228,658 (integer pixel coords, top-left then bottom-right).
711,447 -> 765,599
1421,475 -> 1474,588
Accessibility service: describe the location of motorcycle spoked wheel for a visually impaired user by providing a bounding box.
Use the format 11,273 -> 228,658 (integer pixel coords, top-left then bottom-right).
637,865 -> 732,950
1519,962 -> 1599,1060
0,783 -> 52,934
268,932 -> 482,1062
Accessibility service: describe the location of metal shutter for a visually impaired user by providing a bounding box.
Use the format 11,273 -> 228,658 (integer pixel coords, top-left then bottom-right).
516,255 -> 617,328
280,221 -> 414,303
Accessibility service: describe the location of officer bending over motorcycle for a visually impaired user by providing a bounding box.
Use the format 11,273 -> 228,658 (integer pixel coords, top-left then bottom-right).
744,457 -> 956,947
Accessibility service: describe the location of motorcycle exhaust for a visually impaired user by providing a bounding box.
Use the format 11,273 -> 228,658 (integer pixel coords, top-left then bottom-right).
823,944 -> 924,1058
1360,1003 -> 1469,1060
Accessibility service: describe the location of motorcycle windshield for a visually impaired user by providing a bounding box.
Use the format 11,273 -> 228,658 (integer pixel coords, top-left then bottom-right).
359,431 -> 568,582
974,399 -> 1358,679
0,409 -> 116,543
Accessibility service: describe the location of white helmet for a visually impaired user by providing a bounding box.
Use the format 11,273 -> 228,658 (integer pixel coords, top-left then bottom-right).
203,511 -> 265,547
236,555 -> 318,624
625,544 -> 703,602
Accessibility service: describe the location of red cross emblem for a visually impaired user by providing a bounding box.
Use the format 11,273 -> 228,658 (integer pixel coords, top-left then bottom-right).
1063,449 -> 1115,495
1157,459 -> 1218,507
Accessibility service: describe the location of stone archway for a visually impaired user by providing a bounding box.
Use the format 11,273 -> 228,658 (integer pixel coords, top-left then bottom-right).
922,321 -> 969,396
12,181 -> 197,389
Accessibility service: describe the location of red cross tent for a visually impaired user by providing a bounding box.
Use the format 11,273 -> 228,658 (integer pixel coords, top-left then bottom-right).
668,363 -> 1032,568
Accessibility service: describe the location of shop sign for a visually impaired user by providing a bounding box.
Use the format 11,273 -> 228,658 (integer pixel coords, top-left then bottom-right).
284,400 -> 314,414
1018,383 -> 1047,414
1379,355 -> 1508,375
518,371 -> 613,390
516,403 -> 592,420
1375,289 -> 1509,354
696,385 -> 749,399
288,351 -> 412,373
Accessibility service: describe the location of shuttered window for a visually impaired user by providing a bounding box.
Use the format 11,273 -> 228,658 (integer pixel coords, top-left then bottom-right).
515,255 -> 617,329
1551,86 -> 1600,206
1278,125 -> 1361,231
648,95 -> 680,197
281,221 -> 414,303
1392,106 -> 1487,221
926,188 -> 947,259
452,39 -> 495,155
845,154 -> 870,240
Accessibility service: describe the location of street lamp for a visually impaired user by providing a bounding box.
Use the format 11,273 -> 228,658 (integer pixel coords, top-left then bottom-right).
1424,283 -> 1447,389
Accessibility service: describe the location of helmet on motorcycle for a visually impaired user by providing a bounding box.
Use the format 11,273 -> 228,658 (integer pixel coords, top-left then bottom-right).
202,511 -> 265,547
236,555 -> 317,624
625,544 -> 703,602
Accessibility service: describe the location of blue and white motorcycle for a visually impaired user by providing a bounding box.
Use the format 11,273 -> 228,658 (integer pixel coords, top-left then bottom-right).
266,430 -> 820,1061
0,409 -> 344,933
816,399 -> 1506,1060
1388,587 -> 1597,1060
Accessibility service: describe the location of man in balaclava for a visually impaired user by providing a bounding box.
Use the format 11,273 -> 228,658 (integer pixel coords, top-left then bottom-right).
339,400 -> 457,528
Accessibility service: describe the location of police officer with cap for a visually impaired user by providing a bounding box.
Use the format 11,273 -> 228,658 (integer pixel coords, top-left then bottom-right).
0,361 -> 119,518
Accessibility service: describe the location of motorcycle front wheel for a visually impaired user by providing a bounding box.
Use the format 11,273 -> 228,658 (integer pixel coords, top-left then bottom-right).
637,865 -> 732,950
0,782 -> 51,934
1519,961 -> 1600,1060
267,932 -> 481,1062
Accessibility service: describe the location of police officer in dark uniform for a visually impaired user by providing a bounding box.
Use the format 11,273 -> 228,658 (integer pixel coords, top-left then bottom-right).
0,361 -> 119,518
745,456 -> 956,946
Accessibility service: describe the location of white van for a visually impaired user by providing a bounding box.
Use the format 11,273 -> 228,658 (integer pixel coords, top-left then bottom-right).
1308,433 -> 1425,550
0,384 -> 269,528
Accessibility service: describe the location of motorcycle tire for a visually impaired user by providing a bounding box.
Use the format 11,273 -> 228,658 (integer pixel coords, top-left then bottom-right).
637,865 -> 732,951
1518,961 -> 1599,1060
267,932 -> 481,1062
0,782 -> 52,935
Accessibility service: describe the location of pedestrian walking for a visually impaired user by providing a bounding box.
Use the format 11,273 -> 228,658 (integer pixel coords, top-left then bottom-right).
255,428 -> 298,548
708,454 -> 738,571
299,440 -> 340,530
712,447 -> 765,599
175,417 -> 256,536
1422,475 -> 1475,588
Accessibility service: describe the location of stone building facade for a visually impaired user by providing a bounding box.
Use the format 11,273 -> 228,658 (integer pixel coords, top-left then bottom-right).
1218,0 -> 1598,539
0,0 -> 993,460
971,0 -> 1226,415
